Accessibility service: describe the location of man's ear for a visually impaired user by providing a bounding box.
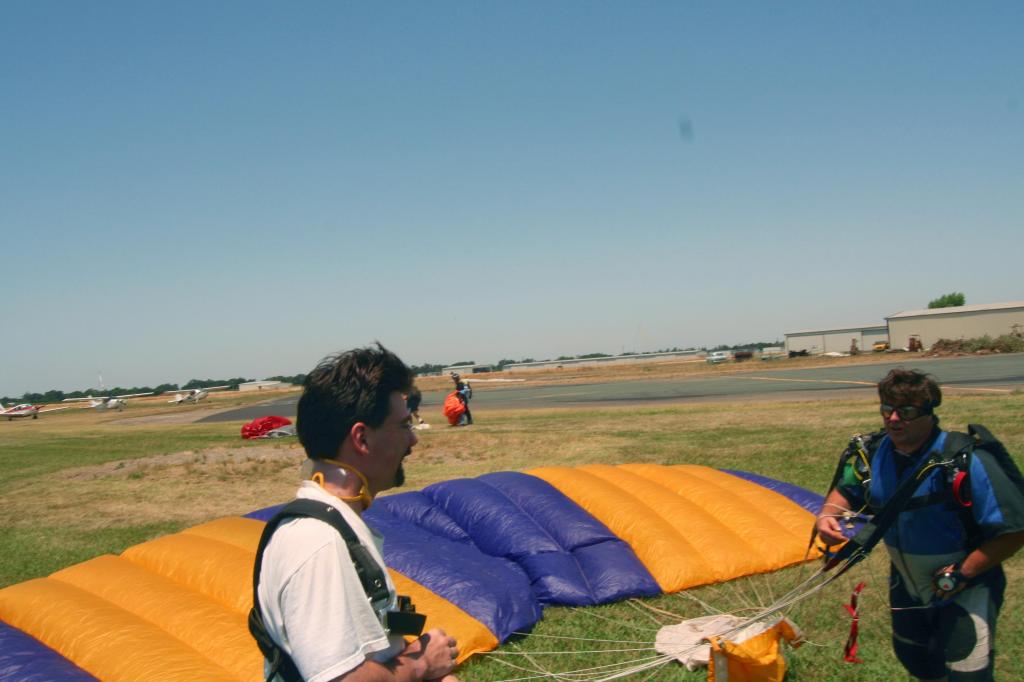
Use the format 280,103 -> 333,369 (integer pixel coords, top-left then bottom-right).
350,422 -> 371,456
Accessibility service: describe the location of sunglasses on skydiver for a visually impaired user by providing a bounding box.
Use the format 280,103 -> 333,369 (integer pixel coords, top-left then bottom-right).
879,403 -> 932,421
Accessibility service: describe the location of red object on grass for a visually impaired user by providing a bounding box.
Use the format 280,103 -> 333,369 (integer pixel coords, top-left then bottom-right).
242,415 -> 293,439
443,392 -> 466,425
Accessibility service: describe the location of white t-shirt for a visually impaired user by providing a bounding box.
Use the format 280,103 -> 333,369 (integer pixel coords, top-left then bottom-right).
258,482 -> 406,682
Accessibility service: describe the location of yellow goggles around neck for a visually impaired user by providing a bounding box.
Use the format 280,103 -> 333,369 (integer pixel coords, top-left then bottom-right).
308,458 -> 374,510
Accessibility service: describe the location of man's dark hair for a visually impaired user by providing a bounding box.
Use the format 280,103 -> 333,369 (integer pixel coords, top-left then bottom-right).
877,368 -> 942,408
297,343 -> 413,460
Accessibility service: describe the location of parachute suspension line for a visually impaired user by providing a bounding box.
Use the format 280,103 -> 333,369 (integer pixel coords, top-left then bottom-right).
520,648 -> 557,681
634,667 -> 662,682
494,560 -> 851,682
487,655 -> 562,681
750,563 -> 831,617
733,572 -> 768,610
567,606 -> 661,634
487,599 -> 726,682
509,632 -> 658,645
671,588 -> 726,615
484,646 -> 662,656
626,598 -> 686,621
737,554 -> 865,630
623,598 -> 667,626
488,605 -> 690,682
488,651 -> 676,682
673,555 -> 866,659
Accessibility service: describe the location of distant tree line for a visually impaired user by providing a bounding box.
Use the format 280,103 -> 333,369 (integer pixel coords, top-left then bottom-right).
410,361 -> 476,375
410,363 -> 446,375
181,378 -> 253,390
3,343 -> 785,402
411,345 -> 787,375
709,341 -> 784,352
3,377 -> 253,406
266,374 -> 307,386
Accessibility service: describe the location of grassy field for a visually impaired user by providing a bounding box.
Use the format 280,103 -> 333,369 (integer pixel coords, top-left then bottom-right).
1,380 -> 1022,680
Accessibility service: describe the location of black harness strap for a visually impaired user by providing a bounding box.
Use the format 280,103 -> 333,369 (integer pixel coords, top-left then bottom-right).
822,423 -> 1022,573
248,499 -> 392,682
826,448 -> 943,573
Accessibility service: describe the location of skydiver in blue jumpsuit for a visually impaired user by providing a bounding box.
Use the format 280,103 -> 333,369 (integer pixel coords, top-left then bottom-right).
815,369 -> 1024,681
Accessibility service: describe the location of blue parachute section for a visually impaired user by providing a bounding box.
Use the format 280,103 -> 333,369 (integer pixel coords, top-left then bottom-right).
365,497 -> 540,640
0,623 -> 97,682
375,472 -> 661,611
247,471 -> 663,641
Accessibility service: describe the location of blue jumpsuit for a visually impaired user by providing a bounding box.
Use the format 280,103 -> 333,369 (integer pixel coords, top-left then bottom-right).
839,429 -> 1024,681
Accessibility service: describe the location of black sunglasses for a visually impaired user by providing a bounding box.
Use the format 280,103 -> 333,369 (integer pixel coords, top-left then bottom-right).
880,403 -> 932,421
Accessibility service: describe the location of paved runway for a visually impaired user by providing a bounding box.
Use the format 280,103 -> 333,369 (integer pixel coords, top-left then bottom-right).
199,353 -> 1024,423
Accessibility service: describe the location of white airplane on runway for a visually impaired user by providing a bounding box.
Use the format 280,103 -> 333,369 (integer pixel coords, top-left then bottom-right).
167,386 -> 230,405
63,391 -> 154,411
2,403 -> 72,421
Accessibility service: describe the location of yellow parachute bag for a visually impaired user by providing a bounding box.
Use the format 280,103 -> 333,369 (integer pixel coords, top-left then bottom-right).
707,617 -> 804,682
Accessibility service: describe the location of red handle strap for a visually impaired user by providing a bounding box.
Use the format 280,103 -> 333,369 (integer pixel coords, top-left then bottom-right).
843,581 -> 867,663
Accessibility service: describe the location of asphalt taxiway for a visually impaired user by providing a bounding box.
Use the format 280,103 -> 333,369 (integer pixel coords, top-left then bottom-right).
198,354 -> 1023,423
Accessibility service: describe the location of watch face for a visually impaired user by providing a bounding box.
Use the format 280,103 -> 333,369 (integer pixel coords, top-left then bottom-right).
937,575 -> 957,592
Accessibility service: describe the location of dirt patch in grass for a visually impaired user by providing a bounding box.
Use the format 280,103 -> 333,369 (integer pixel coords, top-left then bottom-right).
59,444 -> 302,481
3,443 -> 309,530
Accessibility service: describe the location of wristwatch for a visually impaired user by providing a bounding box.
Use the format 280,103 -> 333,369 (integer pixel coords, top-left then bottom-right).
933,564 -> 964,593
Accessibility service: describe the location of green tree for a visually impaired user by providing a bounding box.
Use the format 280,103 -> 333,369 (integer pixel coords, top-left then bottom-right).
928,292 -> 965,309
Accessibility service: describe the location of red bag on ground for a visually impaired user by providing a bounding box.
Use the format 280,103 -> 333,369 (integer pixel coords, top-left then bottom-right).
443,392 -> 466,425
242,415 -> 293,439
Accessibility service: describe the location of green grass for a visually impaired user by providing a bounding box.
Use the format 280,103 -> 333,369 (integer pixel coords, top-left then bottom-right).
0,522 -> 185,588
1,391 -> 1023,680
0,424 -> 266,483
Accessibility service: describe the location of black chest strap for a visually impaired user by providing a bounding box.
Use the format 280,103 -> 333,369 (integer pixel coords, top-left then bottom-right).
826,449 -> 944,573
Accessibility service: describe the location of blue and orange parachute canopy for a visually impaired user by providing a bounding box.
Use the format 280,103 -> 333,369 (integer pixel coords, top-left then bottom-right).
0,464 -> 822,681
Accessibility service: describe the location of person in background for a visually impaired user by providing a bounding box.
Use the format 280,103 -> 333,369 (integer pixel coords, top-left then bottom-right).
406,385 -> 429,429
450,372 -> 472,425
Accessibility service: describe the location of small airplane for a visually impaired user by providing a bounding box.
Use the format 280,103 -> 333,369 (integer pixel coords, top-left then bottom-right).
1,403 -> 72,421
167,386 -> 230,405
63,392 -> 154,412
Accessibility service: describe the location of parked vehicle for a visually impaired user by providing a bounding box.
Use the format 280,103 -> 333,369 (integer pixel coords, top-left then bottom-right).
706,351 -> 732,364
872,341 -> 890,352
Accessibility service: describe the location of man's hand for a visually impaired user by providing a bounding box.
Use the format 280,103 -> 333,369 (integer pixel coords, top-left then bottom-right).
334,628 -> 459,681
815,513 -> 848,546
816,491 -> 853,546
404,628 -> 459,681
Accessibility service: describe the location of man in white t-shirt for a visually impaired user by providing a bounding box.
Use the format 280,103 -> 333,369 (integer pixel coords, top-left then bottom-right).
255,344 -> 459,682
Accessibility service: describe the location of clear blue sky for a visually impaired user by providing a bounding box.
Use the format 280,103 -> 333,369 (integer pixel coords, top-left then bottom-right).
2,2 -> 1021,396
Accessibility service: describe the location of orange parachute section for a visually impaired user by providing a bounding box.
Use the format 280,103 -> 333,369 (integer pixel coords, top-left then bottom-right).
0,518 -> 493,681
442,391 -> 465,425
528,464 -> 814,592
